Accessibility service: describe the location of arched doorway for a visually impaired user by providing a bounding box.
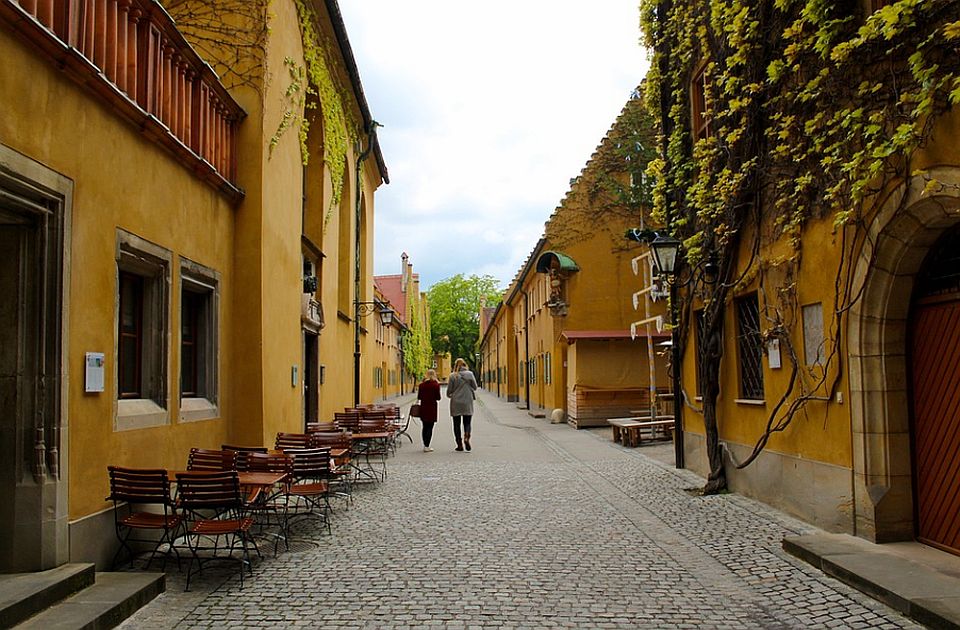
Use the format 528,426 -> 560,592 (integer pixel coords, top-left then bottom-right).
909,226 -> 960,554
848,167 -> 960,543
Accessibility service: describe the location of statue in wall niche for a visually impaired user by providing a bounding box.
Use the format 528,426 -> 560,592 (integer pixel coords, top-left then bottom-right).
546,267 -> 569,317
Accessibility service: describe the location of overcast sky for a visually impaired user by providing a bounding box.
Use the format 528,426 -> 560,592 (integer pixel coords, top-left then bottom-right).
338,2 -> 650,291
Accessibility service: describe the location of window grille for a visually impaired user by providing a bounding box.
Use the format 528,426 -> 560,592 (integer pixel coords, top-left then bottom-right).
694,310 -> 706,396
736,294 -> 764,399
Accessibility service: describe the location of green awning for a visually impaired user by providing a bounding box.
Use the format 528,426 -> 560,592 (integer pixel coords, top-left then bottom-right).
536,251 -> 580,274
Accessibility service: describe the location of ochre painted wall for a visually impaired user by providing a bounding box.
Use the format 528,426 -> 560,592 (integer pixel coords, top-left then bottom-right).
1,27 -> 235,519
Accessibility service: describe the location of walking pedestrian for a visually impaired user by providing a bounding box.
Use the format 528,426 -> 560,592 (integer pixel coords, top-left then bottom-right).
416,369 -> 442,452
446,357 -> 478,452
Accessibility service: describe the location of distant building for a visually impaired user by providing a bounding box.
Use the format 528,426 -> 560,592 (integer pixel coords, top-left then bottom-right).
479,95 -> 669,426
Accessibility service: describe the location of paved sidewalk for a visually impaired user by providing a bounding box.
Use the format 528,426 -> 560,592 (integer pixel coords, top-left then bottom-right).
119,390 -> 924,629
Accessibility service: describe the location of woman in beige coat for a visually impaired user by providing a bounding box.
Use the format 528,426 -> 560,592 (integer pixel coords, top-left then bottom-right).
446,357 -> 478,451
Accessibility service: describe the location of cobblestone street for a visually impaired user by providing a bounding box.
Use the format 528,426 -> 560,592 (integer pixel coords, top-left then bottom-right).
120,390 -> 922,629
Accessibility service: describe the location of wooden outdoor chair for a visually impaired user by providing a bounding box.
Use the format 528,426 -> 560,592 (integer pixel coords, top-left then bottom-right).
221,444 -> 268,472
106,466 -> 183,571
283,447 -> 333,535
306,431 -> 354,505
187,448 -> 238,472
175,471 -> 255,590
274,432 -> 314,451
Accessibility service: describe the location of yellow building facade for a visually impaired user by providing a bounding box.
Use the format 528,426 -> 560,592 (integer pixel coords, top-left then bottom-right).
651,2 -> 960,551
0,0 -> 386,570
480,96 -> 669,426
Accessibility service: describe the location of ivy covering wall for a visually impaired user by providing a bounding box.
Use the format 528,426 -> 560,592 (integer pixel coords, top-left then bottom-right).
640,0 -> 960,491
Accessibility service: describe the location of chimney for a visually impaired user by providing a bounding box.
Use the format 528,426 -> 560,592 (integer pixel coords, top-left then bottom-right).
401,252 -> 409,293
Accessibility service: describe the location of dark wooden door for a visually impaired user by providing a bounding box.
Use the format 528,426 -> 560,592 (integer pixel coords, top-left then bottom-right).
911,296 -> 960,554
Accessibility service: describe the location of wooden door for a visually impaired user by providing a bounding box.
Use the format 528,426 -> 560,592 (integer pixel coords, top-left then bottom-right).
911,296 -> 960,554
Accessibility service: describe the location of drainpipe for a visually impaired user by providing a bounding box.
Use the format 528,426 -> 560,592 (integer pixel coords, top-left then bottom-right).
524,292 -> 530,410
496,323 -> 501,398
353,123 -> 379,407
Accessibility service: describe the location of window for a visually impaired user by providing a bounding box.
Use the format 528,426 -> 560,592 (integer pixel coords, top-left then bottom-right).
519,361 -> 525,384
691,62 -> 710,141
694,310 -> 707,397
735,294 -> 764,399
179,258 -> 219,421
529,359 -> 536,384
545,352 -> 552,384
180,290 -> 200,397
802,303 -> 825,367
118,272 -> 144,399
115,230 -> 171,430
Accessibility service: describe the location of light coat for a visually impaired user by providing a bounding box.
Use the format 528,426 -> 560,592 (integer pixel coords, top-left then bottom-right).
446,369 -> 478,416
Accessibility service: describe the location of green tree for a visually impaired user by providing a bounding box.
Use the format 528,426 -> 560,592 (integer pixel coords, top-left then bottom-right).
427,274 -> 502,366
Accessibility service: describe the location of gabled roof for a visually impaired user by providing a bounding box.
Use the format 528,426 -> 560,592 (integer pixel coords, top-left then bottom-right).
374,275 -> 404,325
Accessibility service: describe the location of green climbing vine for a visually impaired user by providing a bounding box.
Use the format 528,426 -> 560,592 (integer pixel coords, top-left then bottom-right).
267,0 -> 360,229
402,290 -> 433,380
293,0 -> 359,229
639,0 -> 960,493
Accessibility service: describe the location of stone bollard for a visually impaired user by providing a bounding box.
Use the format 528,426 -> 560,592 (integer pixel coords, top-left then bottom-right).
550,408 -> 565,424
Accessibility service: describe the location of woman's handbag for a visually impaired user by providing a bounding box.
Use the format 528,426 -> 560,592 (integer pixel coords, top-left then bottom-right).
409,402 -> 421,418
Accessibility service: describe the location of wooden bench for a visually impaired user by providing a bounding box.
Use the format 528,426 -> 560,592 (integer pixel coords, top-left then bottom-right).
607,418 -> 645,444
607,417 -> 675,447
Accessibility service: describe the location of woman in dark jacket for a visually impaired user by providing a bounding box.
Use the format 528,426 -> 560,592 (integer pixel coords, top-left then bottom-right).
416,369 -> 442,452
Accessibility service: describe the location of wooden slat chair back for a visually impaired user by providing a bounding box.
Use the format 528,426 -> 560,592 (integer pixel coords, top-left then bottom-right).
306,421 -> 338,433
334,412 -> 361,431
187,448 -> 238,472
106,466 -> 183,570
175,471 -> 255,590
283,447 -> 333,534
274,432 -> 314,451
221,444 -> 268,472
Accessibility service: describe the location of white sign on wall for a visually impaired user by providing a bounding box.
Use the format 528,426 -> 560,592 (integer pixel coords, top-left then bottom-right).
85,352 -> 105,393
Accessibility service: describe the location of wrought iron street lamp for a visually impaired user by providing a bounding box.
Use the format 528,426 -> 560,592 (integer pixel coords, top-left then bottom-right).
353,301 -> 395,405
647,234 -> 685,469
650,234 -> 682,276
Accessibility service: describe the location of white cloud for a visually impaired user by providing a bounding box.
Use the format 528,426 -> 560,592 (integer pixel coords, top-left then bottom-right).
339,1 -> 650,290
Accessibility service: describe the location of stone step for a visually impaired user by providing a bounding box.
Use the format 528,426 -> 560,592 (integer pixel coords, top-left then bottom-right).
0,563 -> 95,628
14,572 -> 164,630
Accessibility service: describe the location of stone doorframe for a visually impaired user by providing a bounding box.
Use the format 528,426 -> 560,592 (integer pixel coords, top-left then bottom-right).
849,166 -> 960,543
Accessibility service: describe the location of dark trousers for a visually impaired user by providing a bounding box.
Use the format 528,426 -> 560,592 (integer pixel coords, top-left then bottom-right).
421,421 -> 435,447
452,415 -> 472,442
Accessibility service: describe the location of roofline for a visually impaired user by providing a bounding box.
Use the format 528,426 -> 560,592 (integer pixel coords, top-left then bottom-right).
478,300 -> 505,349
323,0 -> 389,185
506,238 -> 547,305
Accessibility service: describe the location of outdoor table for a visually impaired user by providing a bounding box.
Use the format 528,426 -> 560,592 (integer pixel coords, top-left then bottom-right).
350,431 -> 390,482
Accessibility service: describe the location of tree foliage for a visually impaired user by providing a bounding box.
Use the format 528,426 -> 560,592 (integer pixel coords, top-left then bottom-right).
427,275 -> 503,366
640,0 -> 960,493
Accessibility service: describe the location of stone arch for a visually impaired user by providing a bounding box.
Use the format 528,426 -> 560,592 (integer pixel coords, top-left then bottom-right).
849,166 -> 960,542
